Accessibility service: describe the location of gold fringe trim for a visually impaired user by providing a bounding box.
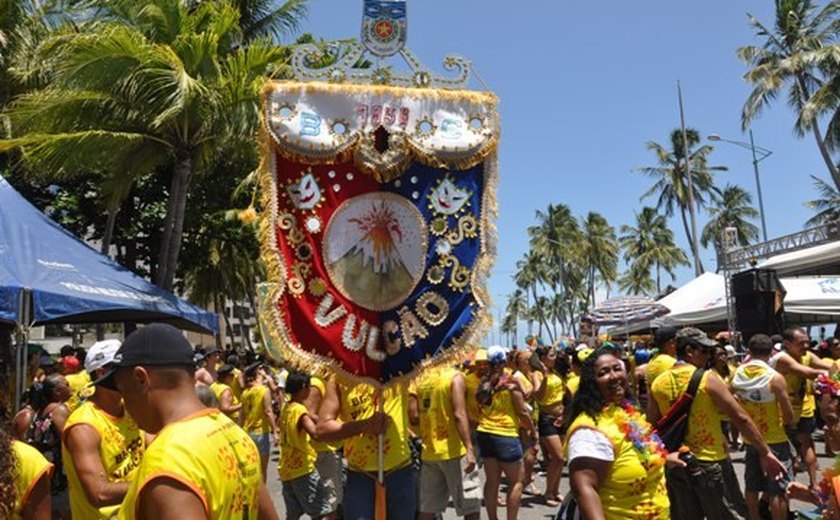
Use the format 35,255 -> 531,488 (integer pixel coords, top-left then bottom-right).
260,80 -> 500,177
256,85 -> 499,389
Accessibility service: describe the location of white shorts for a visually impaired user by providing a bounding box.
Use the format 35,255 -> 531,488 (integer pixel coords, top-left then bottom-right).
419,456 -> 481,516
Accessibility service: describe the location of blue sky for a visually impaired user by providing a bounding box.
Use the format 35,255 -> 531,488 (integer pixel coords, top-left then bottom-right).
299,1 -> 832,336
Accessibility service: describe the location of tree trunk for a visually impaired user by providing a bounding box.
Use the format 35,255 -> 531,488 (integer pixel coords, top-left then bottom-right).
156,151 -> 192,291
795,74 -> 840,191
213,294 -> 223,350
95,205 -> 120,341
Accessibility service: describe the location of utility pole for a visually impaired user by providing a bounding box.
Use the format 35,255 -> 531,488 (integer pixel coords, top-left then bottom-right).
678,81 -> 702,276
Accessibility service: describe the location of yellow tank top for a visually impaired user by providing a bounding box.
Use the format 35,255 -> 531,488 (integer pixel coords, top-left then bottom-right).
339,382 -> 411,472
278,402 -> 318,481
12,440 -> 53,520
117,409 -> 261,520
414,367 -> 467,461
566,373 -> 580,396
539,372 -> 564,409
477,377 -> 519,438
785,351 -> 815,420
565,406 -> 670,519
209,382 -> 240,422
650,364 -> 727,461
734,362 -> 787,445
515,371 -> 539,423
464,372 -> 482,423
646,354 -> 677,387
309,377 -> 340,453
62,401 -> 145,520
64,371 -> 92,413
241,385 -> 270,434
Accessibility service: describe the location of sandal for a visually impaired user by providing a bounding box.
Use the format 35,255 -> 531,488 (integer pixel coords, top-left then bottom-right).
542,495 -> 560,507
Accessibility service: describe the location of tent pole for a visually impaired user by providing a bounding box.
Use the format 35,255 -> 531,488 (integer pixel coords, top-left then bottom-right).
14,289 -> 32,411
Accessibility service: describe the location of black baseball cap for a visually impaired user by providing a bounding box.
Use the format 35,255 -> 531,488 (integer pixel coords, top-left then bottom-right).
217,364 -> 234,377
654,326 -> 678,346
92,323 -> 196,389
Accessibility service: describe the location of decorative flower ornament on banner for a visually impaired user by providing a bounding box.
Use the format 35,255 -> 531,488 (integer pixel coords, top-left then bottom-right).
256,17 -> 499,385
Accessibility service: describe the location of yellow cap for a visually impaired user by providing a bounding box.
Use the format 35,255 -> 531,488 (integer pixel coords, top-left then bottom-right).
473,349 -> 488,362
577,348 -> 594,362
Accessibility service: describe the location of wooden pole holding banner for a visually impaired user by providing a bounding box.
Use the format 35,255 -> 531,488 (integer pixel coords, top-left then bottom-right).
375,391 -> 386,520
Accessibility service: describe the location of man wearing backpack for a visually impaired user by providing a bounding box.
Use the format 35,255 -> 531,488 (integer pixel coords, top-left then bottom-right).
731,333 -> 794,520
649,327 -> 785,520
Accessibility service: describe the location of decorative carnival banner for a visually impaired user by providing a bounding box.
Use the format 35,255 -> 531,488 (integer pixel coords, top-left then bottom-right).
256,3 -> 498,385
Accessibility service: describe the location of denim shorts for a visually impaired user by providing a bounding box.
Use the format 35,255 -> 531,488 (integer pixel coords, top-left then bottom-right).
282,470 -> 332,518
476,431 -> 523,463
249,432 -> 271,458
344,465 -> 417,520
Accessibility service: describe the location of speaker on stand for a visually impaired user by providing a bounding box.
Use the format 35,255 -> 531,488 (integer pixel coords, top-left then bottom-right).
731,268 -> 786,341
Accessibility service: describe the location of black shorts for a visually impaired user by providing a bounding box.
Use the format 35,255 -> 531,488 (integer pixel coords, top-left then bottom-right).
538,412 -> 560,437
744,443 -> 792,495
786,415 -> 816,437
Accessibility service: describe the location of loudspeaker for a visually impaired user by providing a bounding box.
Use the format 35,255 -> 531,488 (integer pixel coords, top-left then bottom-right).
731,268 -> 783,296
732,269 -> 785,339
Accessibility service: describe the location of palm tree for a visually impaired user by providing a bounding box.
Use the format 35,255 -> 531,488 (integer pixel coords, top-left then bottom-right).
579,212 -> 619,310
503,288 -> 528,345
0,0 -> 306,291
739,0 -> 840,189
638,128 -> 726,273
701,184 -> 760,268
515,251 -> 546,337
620,207 -> 689,293
805,174 -> 840,226
617,264 -> 656,296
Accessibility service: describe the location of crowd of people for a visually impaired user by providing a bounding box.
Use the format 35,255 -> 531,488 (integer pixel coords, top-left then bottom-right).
6,323 -> 840,519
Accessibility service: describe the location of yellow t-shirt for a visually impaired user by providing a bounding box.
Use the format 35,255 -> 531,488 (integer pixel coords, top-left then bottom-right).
464,372 -> 482,423
12,440 -> 53,520
784,351 -> 815,421
64,371 -> 93,413
413,367 -> 467,461
646,354 -> 677,388
278,402 -> 318,481
241,385 -> 270,434
650,364 -> 727,462
339,382 -> 411,473
477,377 -> 520,438
118,409 -> 261,520
565,406 -> 670,519
566,373 -> 580,397
62,401 -> 145,520
210,382 -> 240,422
309,377 -> 340,453
538,373 -> 564,409
734,362 -> 787,445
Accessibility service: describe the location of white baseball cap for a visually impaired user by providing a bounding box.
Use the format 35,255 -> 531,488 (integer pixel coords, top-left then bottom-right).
85,339 -> 122,374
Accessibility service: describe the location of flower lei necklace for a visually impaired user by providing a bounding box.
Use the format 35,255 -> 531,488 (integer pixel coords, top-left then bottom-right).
609,401 -> 668,462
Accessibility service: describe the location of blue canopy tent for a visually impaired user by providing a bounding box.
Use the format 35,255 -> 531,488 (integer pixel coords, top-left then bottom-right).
0,176 -> 218,406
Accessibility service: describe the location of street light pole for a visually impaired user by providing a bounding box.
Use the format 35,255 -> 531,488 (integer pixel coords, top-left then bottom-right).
749,130 -> 769,242
708,131 -> 773,242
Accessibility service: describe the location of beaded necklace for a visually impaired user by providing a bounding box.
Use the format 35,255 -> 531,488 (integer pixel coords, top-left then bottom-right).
609,401 -> 668,462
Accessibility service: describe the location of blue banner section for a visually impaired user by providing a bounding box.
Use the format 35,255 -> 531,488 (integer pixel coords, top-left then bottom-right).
380,161 -> 484,380
0,176 -> 218,333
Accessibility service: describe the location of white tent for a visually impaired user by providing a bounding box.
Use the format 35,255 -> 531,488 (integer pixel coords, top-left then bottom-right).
782,276 -> 840,317
609,273 -> 840,335
757,241 -> 840,276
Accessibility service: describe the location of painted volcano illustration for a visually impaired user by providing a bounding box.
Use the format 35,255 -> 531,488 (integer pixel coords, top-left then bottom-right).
324,193 -> 427,311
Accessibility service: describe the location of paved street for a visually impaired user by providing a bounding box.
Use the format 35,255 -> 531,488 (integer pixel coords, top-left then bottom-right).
266,441 -> 836,519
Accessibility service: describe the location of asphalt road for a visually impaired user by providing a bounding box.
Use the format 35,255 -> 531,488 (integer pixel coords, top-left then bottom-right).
265,443 -> 836,519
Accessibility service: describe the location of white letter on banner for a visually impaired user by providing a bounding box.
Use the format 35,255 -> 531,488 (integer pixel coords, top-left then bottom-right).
300,112 -> 321,136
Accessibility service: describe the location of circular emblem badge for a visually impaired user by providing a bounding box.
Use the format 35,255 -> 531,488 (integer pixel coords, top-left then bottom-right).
372,19 -> 398,42
324,193 -> 428,311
